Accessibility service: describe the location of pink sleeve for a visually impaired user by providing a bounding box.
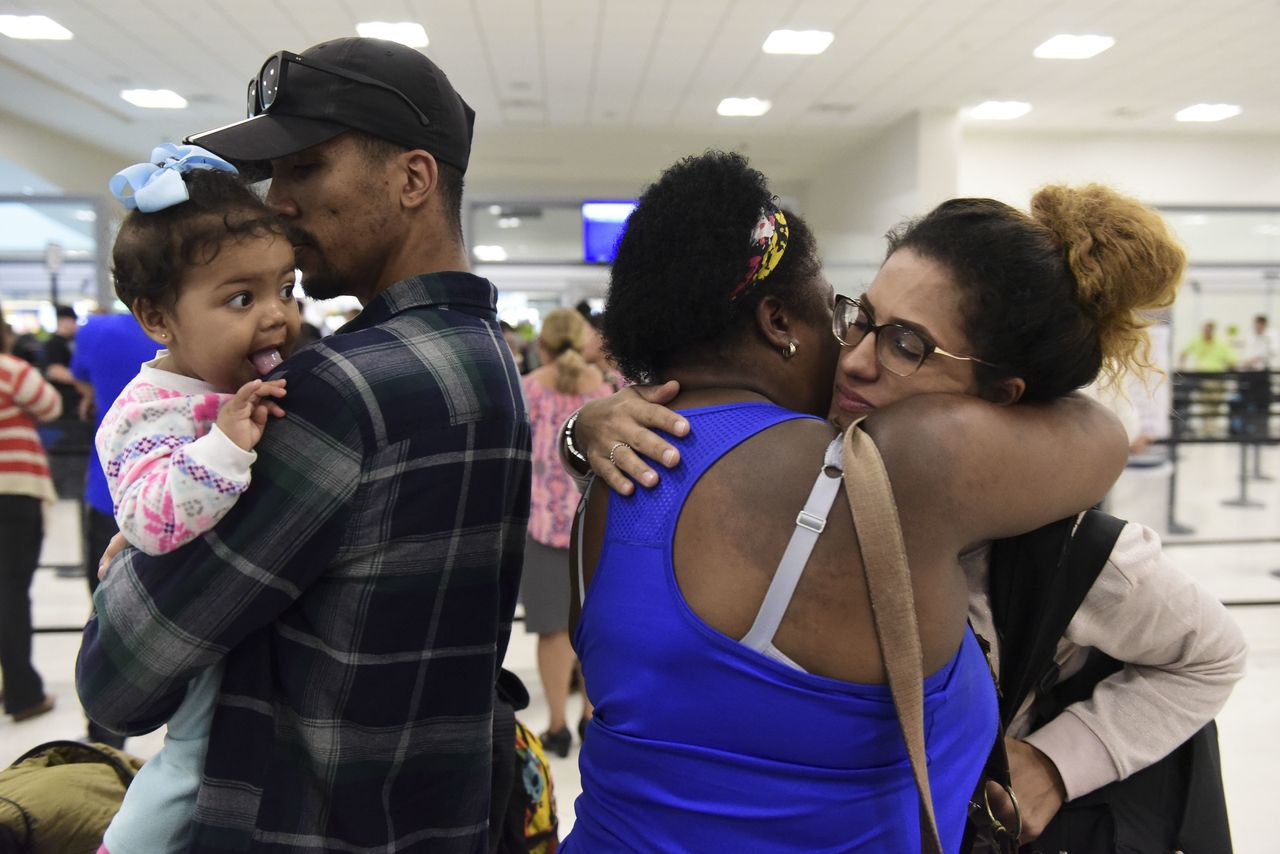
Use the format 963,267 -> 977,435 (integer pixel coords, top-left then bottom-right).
97,385 -> 255,555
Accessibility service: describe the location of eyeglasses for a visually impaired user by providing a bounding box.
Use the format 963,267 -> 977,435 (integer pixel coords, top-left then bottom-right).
831,294 -> 997,377
246,51 -> 431,127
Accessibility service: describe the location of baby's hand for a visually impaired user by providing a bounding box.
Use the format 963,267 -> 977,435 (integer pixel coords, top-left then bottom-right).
97,531 -> 130,580
217,378 -> 288,451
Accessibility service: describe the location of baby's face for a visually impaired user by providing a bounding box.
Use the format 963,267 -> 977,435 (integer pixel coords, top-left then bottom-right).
163,233 -> 301,391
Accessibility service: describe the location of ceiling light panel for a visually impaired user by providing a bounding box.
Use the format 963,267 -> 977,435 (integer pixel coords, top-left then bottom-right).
0,14 -> 73,40
762,30 -> 834,55
967,101 -> 1032,120
356,22 -> 429,48
1033,34 -> 1115,59
120,89 -> 188,109
1175,103 -> 1242,122
717,97 -> 772,117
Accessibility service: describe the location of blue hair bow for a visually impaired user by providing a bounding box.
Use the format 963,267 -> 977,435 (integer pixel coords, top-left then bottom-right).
108,143 -> 238,212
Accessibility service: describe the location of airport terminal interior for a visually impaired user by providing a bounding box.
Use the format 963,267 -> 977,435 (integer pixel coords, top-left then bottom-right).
1,0 -> 1278,850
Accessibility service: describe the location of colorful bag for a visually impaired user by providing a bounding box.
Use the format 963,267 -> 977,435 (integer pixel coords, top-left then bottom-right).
507,720 -> 558,854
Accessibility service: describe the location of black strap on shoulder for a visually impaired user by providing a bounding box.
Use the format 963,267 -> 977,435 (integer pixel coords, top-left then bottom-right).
964,511 -> 1128,852
987,509 -> 1127,728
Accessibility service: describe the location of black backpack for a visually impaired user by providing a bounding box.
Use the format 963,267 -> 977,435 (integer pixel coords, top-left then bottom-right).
974,510 -> 1232,854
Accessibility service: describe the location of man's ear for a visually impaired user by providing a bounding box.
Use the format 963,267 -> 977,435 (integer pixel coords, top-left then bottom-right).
983,376 -> 1026,406
132,298 -> 170,345
400,150 -> 439,210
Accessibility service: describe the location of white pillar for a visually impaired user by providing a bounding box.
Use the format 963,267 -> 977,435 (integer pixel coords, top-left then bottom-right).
800,109 -> 961,293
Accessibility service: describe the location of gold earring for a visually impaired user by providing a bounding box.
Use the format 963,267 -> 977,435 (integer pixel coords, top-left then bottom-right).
783,340 -> 797,359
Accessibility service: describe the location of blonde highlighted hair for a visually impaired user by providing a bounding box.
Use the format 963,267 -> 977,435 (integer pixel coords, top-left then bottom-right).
886,184 -> 1185,402
539,308 -> 591,393
1031,184 -> 1185,390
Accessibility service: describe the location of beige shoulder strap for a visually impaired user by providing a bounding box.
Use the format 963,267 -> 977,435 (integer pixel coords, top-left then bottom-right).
842,422 -> 944,854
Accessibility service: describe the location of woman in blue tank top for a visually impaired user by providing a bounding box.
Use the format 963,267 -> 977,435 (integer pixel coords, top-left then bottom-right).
560,152 -> 1128,852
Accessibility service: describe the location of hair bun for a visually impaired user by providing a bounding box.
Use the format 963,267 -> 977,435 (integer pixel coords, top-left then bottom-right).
1030,183 -> 1186,385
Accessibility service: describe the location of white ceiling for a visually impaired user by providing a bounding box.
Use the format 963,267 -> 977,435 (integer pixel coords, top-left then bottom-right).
0,0 -> 1277,189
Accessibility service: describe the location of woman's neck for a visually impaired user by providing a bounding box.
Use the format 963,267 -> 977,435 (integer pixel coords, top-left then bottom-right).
661,366 -> 778,409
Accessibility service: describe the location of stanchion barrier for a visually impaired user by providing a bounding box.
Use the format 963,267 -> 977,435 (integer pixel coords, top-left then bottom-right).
32,441 -> 534,635
1159,370 -> 1278,534
34,436 -> 92,634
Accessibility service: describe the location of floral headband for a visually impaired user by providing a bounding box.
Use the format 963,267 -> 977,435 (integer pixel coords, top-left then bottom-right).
728,206 -> 789,301
108,143 -> 238,212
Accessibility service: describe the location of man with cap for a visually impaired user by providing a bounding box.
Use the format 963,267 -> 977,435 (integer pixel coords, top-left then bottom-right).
78,37 -> 531,853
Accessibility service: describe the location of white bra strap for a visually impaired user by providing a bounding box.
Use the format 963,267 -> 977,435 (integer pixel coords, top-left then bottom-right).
575,476 -> 596,608
741,437 -> 845,652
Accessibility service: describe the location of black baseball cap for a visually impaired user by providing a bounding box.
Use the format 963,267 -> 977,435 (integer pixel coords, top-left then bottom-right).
186,37 -> 475,173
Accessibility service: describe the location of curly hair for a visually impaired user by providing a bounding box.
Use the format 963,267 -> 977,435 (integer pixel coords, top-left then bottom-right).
110,168 -> 289,313
885,184 -> 1185,402
602,150 -> 824,384
539,308 -> 592,393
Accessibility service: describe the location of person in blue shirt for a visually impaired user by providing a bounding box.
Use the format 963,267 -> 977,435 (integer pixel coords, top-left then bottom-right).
560,151 -> 1128,852
70,308 -> 156,746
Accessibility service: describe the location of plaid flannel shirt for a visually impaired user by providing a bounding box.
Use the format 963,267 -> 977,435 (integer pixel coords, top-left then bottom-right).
78,272 -> 531,853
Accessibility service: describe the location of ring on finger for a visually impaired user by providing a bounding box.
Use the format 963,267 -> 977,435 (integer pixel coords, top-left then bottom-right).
607,441 -> 631,465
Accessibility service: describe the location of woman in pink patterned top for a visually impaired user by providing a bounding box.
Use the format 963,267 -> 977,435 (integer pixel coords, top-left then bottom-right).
521,308 -> 613,756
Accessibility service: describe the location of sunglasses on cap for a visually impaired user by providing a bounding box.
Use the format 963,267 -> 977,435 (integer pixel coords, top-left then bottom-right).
246,50 -> 431,127
831,294 -> 997,378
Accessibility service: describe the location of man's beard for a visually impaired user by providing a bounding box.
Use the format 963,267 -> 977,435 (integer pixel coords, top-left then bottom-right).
298,261 -> 347,301
290,228 -> 348,301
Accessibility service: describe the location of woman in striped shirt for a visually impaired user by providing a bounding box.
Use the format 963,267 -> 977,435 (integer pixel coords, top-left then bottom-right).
0,300 -> 62,722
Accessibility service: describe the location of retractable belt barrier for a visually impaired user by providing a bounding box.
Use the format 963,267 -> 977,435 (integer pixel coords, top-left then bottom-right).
1159,369 -> 1278,535
33,441 -> 530,634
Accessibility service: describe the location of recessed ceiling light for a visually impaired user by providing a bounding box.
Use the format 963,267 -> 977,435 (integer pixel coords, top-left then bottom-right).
1033,34 -> 1115,59
356,21 -> 429,48
717,97 -> 772,117
762,30 -> 834,55
967,101 -> 1032,120
473,245 -> 508,262
0,14 -> 73,40
1175,103 -> 1242,122
120,89 -> 188,109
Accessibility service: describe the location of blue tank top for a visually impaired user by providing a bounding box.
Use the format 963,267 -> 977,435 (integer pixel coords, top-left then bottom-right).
563,402 -> 997,853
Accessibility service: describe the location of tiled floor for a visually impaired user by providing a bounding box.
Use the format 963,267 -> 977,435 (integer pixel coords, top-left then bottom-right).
4,443 -> 1278,849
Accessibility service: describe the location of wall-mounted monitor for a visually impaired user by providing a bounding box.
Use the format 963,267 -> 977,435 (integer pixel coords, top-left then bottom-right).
582,201 -> 636,264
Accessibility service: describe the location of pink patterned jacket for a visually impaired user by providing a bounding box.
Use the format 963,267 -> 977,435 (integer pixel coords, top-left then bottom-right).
96,355 -> 255,555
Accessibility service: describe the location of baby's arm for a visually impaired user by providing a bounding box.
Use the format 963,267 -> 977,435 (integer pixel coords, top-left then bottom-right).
98,382 -> 282,555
